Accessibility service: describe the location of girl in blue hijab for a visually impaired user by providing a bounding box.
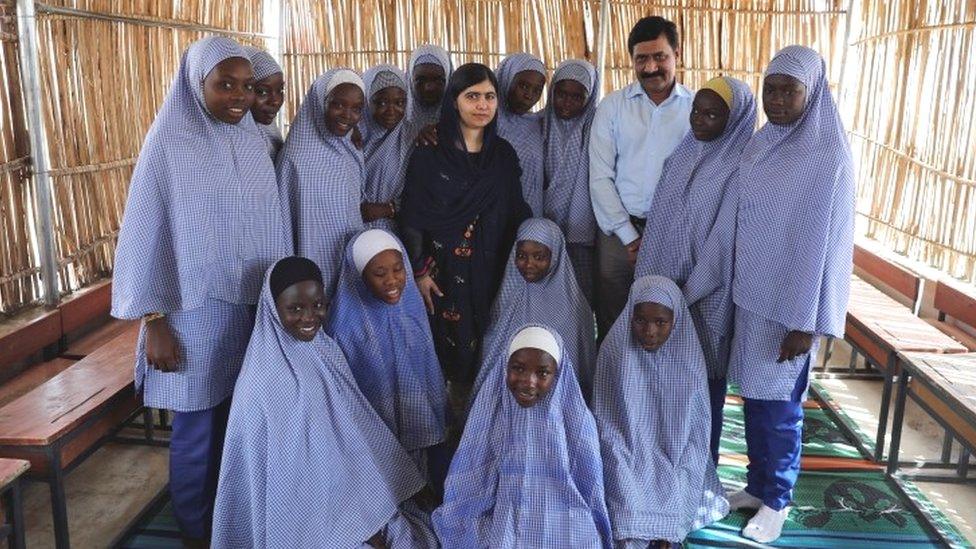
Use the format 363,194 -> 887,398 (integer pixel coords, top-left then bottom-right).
111,37 -> 291,542
635,76 -> 756,463
594,275 -> 728,548
324,229 -> 448,483
213,257 -> 436,548
433,324 -> 612,548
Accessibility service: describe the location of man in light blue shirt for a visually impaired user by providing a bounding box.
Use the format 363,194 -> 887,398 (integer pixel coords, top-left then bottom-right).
589,16 -> 693,337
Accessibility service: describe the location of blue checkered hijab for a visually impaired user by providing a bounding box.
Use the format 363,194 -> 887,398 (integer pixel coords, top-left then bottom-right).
276,68 -> 366,299
473,218 -> 595,401
732,45 -> 855,336
243,46 -> 285,157
360,64 -> 410,228
433,323 -> 613,548
496,53 -> 547,215
112,36 -> 291,318
543,59 -> 599,245
324,228 -> 447,451
406,44 -> 453,129
212,258 -> 425,547
593,275 -> 728,543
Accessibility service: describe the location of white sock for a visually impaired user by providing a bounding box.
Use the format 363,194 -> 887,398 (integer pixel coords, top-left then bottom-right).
727,489 -> 762,511
741,504 -> 789,543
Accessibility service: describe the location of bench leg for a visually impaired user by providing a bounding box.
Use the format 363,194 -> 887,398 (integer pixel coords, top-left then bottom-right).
849,348 -> 859,373
49,456 -> 70,549
5,480 -> 25,549
887,368 -> 910,475
820,337 -> 833,370
942,429 -> 954,464
142,408 -> 155,442
159,408 -> 170,429
958,449 -> 971,478
875,355 -> 896,462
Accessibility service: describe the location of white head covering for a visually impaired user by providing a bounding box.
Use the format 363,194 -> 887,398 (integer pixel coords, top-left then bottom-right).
507,325 -> 562,364
325,69 -> 365,97
352,228 -> 403,273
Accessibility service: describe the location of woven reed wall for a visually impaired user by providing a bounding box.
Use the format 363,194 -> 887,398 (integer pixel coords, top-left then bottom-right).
601,0 -> 847,101
0,0 -> 41,314
846,0 -> 976,283
282,0 -> 597,124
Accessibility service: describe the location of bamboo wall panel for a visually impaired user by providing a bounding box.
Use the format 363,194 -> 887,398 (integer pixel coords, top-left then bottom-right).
31,1 -> 266,297
0,0 -> 42,314
600,0 -> 847,109
282,0 -> 596,124
846,0 -> 976,283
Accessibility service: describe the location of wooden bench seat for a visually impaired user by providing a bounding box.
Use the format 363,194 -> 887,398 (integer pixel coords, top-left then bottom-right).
0,307 -> 62,378
0,458 -> 29,549
926,280 -> 976,352
888,352 -> 976,480
0,323 -> 142,548
59,318 -> 133,359
0,358 -> 77,408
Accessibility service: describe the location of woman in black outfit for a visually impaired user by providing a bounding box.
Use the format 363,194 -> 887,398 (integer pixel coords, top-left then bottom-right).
399,63 -> 531,420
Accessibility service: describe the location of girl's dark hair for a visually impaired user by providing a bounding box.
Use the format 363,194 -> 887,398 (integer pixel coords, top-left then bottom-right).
627,16 -> 679,54
445,63 -> 499,101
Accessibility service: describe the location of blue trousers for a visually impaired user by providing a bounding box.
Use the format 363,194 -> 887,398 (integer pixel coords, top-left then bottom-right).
169,399 -> 231,539
742,364 -> 808,511
708,377 -> 727,464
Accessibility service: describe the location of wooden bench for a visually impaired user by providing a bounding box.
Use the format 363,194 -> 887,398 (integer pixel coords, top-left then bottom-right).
887,351 -> 976,482
811,275 -> 966,462
0,307 -> 62,378
926,279 -> 976,352
0,324 -> 144,549
0,458 -> 29,549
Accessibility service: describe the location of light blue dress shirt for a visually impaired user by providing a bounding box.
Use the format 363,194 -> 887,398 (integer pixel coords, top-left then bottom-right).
588,81 -> 693,245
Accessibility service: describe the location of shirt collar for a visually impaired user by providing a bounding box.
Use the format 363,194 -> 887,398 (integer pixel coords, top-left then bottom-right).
626,80 -> 691,105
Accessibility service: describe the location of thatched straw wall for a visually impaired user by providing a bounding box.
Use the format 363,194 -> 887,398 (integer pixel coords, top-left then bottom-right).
0,0 -> 41,314
846,0 -> 976,283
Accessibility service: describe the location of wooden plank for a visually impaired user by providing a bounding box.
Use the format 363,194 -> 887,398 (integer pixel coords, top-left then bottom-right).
0,458 -> 29,490
933,280 -> 976,331
847,276 -> 967,354
60,318 -> 135,358
901,352 -> 976,448
0,357 -> 77,407
0,325 -> 138,446
59,390 -> 140,470
58,279 -> 112,335
853,244 -> 920,303
0,307 -> 62,367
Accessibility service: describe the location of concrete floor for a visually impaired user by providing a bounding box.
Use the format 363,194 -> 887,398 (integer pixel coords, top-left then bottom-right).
14,339 -> 976,548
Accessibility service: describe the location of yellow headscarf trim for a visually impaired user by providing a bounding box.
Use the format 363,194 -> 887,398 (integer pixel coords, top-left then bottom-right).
701,76 -> 733,109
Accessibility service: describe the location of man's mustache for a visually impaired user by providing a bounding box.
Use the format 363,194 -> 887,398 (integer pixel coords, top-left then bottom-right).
640,71 -> 665,79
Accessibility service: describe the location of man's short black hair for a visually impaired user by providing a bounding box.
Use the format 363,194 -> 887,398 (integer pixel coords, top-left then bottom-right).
627,16 -> 679,55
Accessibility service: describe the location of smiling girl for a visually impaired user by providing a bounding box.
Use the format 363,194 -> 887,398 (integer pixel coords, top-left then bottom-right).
213,257 -> 436,548
111,37 -> 291,545
277,68 -> 367,298
324,229 -> 448,486
244,46 -> 285,159
433,325 -> 612,548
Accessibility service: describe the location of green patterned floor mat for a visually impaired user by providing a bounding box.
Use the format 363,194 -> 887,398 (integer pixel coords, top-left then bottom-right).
687,467 -> 971,548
